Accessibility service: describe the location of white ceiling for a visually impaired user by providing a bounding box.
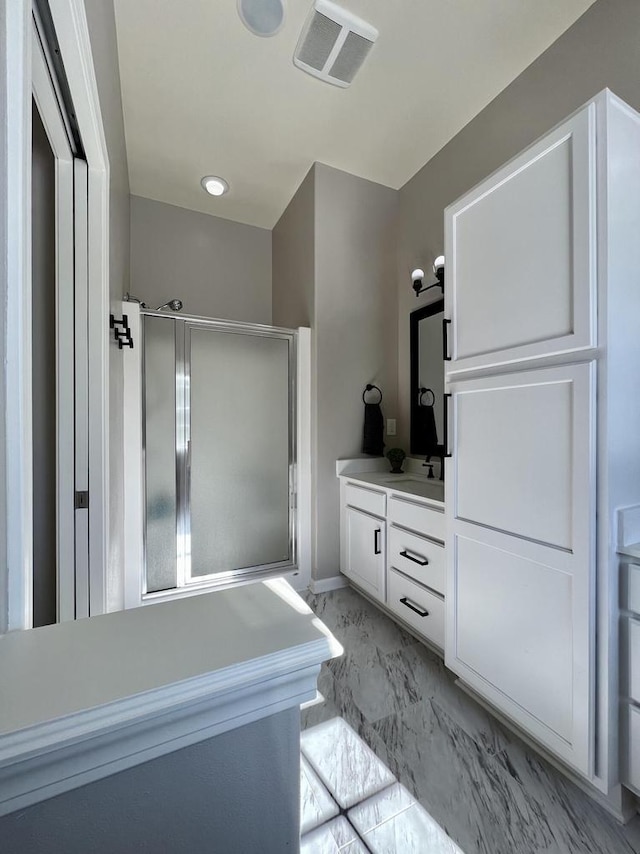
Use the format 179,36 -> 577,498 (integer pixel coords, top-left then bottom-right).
113,0 -> 595,229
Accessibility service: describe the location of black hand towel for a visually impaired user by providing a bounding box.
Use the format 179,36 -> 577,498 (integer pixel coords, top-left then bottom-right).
362,402 -> 385,456
415,403 -> 438,457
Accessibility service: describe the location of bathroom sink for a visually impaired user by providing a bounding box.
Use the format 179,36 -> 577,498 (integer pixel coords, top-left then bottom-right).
340,468 -> 445,503
377,474 -> 444,500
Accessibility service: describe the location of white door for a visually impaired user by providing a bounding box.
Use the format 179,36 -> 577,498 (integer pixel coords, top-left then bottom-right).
32,12 -> 89,623
444,105 -> 596,376
445,362 -> 596,775
345,507 -> 385,601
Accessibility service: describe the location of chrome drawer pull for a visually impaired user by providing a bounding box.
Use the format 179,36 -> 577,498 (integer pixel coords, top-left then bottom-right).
400,549 -> 429,567
400,597 -> 429,618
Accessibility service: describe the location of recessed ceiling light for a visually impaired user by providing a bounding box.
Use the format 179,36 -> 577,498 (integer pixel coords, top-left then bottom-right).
201,176 -> 229,197
237,0 -> 285,37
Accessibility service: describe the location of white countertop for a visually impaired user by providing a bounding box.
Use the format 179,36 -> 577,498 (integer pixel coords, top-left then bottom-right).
0,578 -> 340,815
336,457 -> 445,506
0,578 -> 335,735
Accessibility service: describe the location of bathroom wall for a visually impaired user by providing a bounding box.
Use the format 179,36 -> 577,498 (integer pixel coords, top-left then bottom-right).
130,195 -> 272,323
397,0 -> 640,447
272,167 -> 315,331
272,166 -> 318,580
273,164 -> 398,583
83,0 -> 130,612
0,709 -> 300,853
314,164 -> 398,581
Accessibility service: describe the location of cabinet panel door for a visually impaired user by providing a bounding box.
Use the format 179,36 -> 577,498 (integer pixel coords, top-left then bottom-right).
345,507 -> 385,601
445,104 -> 595,374
454,365 -> 593,549
445,362 -> 595,775
456,535 -> 574,739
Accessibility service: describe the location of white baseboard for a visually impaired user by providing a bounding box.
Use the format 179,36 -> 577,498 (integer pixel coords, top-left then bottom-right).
309,575 -> 349,595
300,691 -> 325,711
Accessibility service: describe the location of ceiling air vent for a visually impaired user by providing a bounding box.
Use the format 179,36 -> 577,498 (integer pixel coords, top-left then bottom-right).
294,0 -> 378,88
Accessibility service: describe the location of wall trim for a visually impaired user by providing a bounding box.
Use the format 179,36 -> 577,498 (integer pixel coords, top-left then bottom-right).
0,636 -> 329,817
309,575 -> 349,594
3,0 -> 32,631
296,327 -> 312,592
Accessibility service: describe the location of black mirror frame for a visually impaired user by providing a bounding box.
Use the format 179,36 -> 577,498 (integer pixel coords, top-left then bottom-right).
409,298 -> 445,456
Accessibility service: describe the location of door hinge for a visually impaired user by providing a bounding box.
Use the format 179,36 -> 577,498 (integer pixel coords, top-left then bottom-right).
75,491 -> 89,510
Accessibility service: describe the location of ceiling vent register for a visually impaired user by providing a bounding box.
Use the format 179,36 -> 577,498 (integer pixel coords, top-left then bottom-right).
294,0 -> 378,88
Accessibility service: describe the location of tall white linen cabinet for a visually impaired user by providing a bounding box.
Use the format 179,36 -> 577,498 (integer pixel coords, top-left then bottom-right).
444,90 -> 640,814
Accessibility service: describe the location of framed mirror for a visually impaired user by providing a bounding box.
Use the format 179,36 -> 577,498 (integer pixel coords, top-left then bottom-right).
410,299 -> 445,464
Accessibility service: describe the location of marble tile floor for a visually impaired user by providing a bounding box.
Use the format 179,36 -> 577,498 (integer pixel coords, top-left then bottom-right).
300,717 -> 462,853
301,586 -> 640,854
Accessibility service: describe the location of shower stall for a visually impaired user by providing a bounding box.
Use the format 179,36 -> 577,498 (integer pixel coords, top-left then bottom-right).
123,307 -> 309,603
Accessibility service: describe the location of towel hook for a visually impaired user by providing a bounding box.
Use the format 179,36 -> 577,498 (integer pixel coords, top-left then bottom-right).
418,387 -> 435,407
362,383 -> 383,404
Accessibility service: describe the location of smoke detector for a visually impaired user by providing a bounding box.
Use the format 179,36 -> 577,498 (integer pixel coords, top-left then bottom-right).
294,0 -> 378,88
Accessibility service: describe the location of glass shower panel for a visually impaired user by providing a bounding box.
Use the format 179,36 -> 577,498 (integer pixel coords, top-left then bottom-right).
144,316 -> 178,592
188,326 -> 291,577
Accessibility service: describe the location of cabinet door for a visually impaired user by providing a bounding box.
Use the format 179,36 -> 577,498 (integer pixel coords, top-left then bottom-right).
344,507 -> 385,602
445,362 -> 595,776
445,104 -> 596,375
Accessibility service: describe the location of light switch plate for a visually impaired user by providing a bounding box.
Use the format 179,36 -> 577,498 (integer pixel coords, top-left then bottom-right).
387,418 -> 396,436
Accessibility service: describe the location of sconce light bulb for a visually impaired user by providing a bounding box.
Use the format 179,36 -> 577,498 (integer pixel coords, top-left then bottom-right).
411,268 -> 425,282
433,256 -> 445,272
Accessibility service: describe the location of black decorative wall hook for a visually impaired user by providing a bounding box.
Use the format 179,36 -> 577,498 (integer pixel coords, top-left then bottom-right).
110,314 -> 134,349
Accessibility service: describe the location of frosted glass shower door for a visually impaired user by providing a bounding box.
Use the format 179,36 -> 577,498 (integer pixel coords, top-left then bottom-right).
187,324 -> 293,579
143,316 -> 178,593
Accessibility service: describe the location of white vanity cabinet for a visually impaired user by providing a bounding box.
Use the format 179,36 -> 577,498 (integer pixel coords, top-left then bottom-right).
621,561 -> 640,796
338,465 -> 446,652
444,89 -> 640,801
445,104 -> 595,375
341,481 -> 386,602
344,506 -> 385,601
447,362 -> 595,773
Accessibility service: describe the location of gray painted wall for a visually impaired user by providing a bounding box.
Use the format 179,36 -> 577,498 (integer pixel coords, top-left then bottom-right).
314,164 -> 398,581
273,165 -> 398,581
0,709 -> 300,854
272,167 -> 315,331
397,0 -> 640,446
272,166 -> 317,580
130,195 -> 272,323
82,0 -> 130,611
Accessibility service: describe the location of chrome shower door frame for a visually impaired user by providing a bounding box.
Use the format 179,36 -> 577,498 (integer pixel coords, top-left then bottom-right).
142,310 -> 298,597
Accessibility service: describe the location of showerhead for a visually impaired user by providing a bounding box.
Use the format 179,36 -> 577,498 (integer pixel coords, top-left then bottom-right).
124,292 -> 147,307
155,299 -> 183,312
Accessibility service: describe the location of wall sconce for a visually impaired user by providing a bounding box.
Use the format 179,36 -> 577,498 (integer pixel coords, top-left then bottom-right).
412,256 -> 445,297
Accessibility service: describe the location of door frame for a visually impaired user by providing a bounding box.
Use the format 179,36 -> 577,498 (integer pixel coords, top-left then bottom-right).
31,13 -> 76,622
1,0 -> 110,630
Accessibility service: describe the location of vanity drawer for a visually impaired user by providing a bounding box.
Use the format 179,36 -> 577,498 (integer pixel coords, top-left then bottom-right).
388,525 -> 445,595
387,569 -> 444,648
388,496 -> 445,542
624,563 -> 640,615
625,616 -> 640,704
623,703 -> 640,794
344,482 -> 386,518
